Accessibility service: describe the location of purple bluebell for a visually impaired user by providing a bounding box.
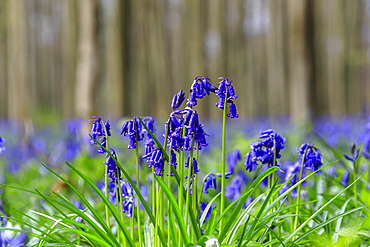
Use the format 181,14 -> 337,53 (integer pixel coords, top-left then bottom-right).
202,173 -> 217,194
90,117 -> 111,154
104,149 -> 121,183
244,129 -> 286,171
0,137 -> 5,154
120,117 -> 145,149
344,143 -> 360,162
171,89 -> 186,110
297,143 -> 323,171
215,77 -> 239,118
143,148 -> 165,176
186,77 -> 217,107
64,120 -> 82,161
123,197 -> 134,217
227,103 -> 239,118
90,117 -> 104,144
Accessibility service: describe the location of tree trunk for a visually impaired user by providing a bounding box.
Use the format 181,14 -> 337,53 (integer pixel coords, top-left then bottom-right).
75,0 -> 97,127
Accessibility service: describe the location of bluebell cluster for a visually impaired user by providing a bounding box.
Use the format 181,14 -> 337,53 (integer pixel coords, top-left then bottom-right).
244,129 -> 286,172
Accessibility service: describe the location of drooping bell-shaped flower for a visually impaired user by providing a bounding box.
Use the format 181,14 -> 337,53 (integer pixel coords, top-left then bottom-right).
171,89 -> 186,110
104,149 -> 121,183
297,143 -> 323,171
202,173 -> 217,194
215,77 -> 239,118
244,129 -> 286,172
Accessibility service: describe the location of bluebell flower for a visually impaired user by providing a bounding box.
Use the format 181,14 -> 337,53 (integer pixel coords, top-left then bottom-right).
344,143 -> 360,162
0,137 -> 5,154
202,173 -> 217,194
215,77 -> 239,118
143,148 -> 165,176
244,129 -> 286,171
104,149 -> 121,183
186,76 -> 217,107
90,117 -> 104,142
227,103 -> 239,118
297,143 -> 323,171
171,89 -> 186,110
120,117 -> 145,149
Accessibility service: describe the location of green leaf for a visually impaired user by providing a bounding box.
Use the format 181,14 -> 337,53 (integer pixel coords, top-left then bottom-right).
155,175 -> 190,244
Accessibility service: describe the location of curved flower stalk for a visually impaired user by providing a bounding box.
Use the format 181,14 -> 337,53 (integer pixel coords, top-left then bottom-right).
344,143 -> 361,207
293,142 -> 323,235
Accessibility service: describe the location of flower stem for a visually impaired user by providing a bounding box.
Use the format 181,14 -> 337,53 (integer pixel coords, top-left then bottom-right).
293,149 -> 307,238
219,99 -> 228,234
135,145 -> 143,246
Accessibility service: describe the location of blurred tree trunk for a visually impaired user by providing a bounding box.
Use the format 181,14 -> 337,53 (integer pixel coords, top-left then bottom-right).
7,0 -> 28,121
287,0 -> 310,121
61,0 -> 77,117
75,0 -> 97,125
103,0 -> 125,117
0,0 -> 7,117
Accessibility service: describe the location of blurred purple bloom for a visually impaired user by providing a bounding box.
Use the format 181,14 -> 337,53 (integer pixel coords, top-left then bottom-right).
341,170 -> 350,187
0,208 -> 28,246
227,150 -> 242,174
363,137 -> 370,160
0,137 -> 5,154
199,201 -> 214,222
225,176 -> 243,202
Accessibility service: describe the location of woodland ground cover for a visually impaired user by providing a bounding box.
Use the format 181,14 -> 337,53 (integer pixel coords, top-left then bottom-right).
0,77 -> 369,247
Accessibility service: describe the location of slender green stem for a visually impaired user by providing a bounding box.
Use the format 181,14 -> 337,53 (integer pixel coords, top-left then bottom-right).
293,148 -> 308,237
185,138 -> 195,240
135,145 -> 143,246
219,98 -> 228,233
353,160 -> 358,208
104,168 -> 110,228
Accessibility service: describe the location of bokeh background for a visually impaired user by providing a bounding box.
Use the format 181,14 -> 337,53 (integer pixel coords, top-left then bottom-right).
1,0 -> 370,124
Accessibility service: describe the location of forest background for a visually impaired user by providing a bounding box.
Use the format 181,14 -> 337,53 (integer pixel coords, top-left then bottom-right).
1,0 -> 369,125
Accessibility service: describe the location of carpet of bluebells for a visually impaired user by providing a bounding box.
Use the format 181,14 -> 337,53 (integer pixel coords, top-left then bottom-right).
0,77 -> 370,247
